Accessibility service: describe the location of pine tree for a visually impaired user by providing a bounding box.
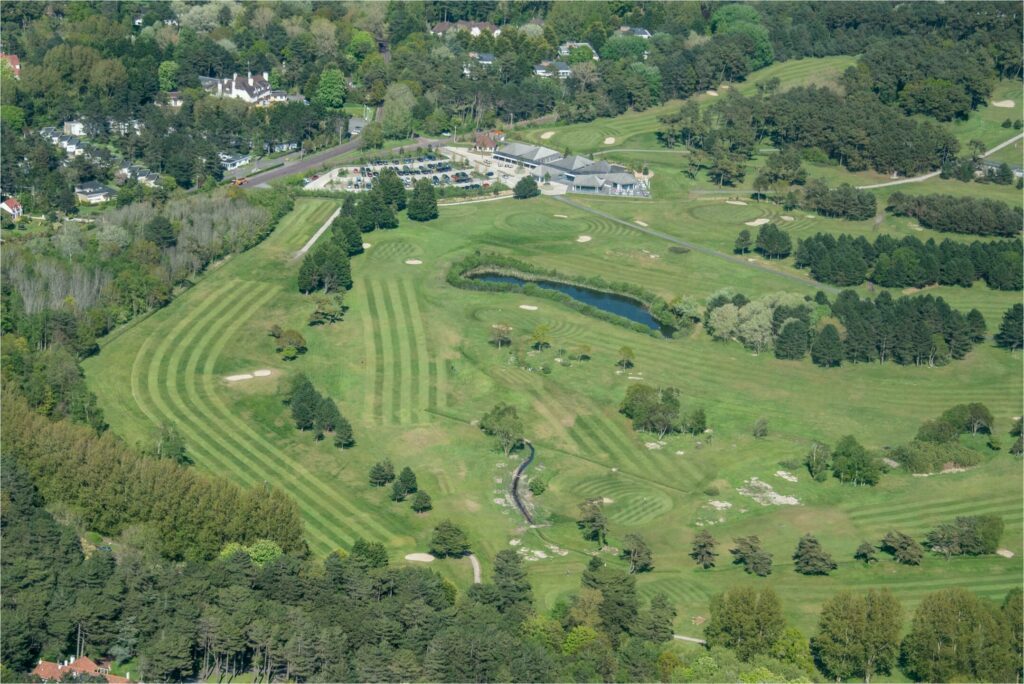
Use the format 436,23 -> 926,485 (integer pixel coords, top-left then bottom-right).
377,167 -> 407,210
577,498 -> 608,546
811,324 -> 844,367
290,379 -> 321,430
492,548 -> 532,614
297,255 -> 319,293
730,536 -> 772,576
690,530 -> 718,569
407,178 -> 439,221
792,534 -> 837,575
774,319 -> 809,359
637,593 -> 676,643
331,214 -> 364,255
734,229 -> 752,254
429,520 -> 470,557
410,490 -> 432,512
705,586 -> 785,661
333,416 -> 355,449
812,590 -> 902,682
369,459 -> 395,487
995,303 -> 1023,350
966,308 -> 987,342
144,216 -> 176,247
622,533 -> 654,573
315,397 -> 341,434
356,186 -> 398,231
390,466 -> 417,501
880,531 -> 923,565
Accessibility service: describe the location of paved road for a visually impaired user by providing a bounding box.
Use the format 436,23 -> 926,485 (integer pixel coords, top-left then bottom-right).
468,554 -> 482,584
293,207 -> 341,259
244,138 -> 365,188
552,195 -> 838,293
857,132 -> 1024,190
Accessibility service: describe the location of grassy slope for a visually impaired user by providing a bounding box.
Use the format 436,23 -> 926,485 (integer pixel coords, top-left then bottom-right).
85,58 -> 1022,638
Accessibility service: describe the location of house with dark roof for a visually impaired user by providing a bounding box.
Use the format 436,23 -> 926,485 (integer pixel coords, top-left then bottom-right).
533,60 -> 572,79
200,72 -> 273,104
75,181 -> 116,204
493,142 -> 562,169
219,152 -> 251,170
32,656 -> 131,683
431,20 -> 501,38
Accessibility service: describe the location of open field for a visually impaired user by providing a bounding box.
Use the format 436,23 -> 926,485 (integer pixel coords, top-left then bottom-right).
86,187 -> 1022,635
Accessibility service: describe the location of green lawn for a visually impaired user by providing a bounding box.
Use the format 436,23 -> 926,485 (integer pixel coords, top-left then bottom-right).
85,191 -> 1022,637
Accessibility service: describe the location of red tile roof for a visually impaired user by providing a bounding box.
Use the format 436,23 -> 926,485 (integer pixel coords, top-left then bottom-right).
32,657 -> 130,683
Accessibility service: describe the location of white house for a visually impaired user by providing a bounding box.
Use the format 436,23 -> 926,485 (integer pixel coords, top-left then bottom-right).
75,181 -> 115,204
534,60 -> 572,79
63,121 -> 86,136
558,42 -> 599,60
219,152 -> 251,170
1,197 -> 23,219
200,72 -> 273,105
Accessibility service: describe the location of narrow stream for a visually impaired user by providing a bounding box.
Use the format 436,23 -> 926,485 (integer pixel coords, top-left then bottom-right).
511,441 -> 536,524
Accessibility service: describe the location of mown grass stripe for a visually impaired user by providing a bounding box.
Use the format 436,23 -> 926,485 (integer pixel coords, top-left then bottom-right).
386,279 -> 415,424
191,289 -> 410,549
400,278 -> 433,423
847,493 -> 1021,520
361,279 -> 380,421
375,280 -> 403,424
364,281 -> 388,424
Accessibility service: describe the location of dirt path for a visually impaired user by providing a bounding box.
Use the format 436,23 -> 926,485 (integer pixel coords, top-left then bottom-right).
294,207 -> 341,259
439,194 -> 513,207
857,133 -> 1024,190
468,553 -> 482,584
673,634 -> 707,645
553,196 -> 838,293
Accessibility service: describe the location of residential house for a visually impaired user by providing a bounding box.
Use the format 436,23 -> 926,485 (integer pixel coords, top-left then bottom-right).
32,656 -> 131,683
264,141 -> 299,153
161,91 -> 184,108
464,52 -> 496,76
117,164 -> 161,187
618,26 -> 652,39
558,42 -> 599,60
431,20 -> 502,38
75,181 -> 116,204
58,135 -> 85,157
39,126 -> 60,144
1,53 -> 21,78
219,152 -> 251,171
108,119 -> 143,136
63,121 -> 86,136
1,197 -> 23,220
199,72 -> 273,105
348,117 -> 367,137
474,131 -> 499,151
533,60 -> 572,79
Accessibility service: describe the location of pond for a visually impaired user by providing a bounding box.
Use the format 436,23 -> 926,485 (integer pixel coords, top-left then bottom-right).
470,273 -> 673,336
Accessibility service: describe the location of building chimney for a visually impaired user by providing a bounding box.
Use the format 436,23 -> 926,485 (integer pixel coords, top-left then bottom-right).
248,71 -> 253,86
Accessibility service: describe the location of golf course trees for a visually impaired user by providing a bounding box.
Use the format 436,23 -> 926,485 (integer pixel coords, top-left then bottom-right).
530,324 -> 551,350
811,590 -> 902,683
811,324 -> 844,367
356,186 -> 399,231
480,403 -> 524,457
377,167 -> 407,210
577,498 -> 609,547
330,213 -> 364,256
429,520 -> 470,557
493,549 -> 533,615
730,536 -> 773,576
705,586 -> 786,661
410,490 -> 432,513
390,466 -> 418,502
995,303 -> 1023,350
792,534 -> 837,575
369,459 -> 395,487
734,229 -> 752,254
854,541 -> 878,564
286,375 -> 353,445
754,224 -> 792,259
513,176 -> 540,199
619,384 -> 680,438
617,346 -> 635,369
690,530 -> 718,569
622,533 -> 654,574
880,531 -> 923,565
490,323 -> 513,348
831,435 -> 881,485
407,178 -> 439,221
298,241 -> 352,293
637,593 -> 676,643
924,515 -> 1004,558
804,441 -> 831,481
901,588 -> 1019,683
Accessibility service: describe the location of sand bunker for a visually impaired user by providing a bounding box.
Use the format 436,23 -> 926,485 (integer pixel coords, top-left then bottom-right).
602,497 -> 614,504
362,242 -> 372,249
706,89 -> 719,96
997,548 -> 1015,558
745,218 -> 771,227
554,214 -> 568,218
540,131 -> 556,139
725,200 -> 747,206
519,304 -> 538,311
576,235 -> 592,243
225,369 -> 274,382
404,259 -> 422,265
992,100 -> 1015,108
635,219 -> 648,227
603,136 -> 616,145
405,553 -> 435,563
780,215 -> 794,221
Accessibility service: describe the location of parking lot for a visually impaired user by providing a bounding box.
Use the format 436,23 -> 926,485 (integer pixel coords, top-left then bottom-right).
304,154 -> 498,192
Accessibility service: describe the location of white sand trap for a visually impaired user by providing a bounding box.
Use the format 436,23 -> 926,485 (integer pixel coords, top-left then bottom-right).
747,258 -> 756,262
775,470 -> 798,483
519,304 -> 538,311
225,374 -> 254,382
554,214 -> 568,218
253,370 -> 273,377
706,89 -> 719,96
725,200 -> 747,206
362,242 -> 372,249
997,548 -> 1015,558
745,218 -> 771,227
992,100 -> 1015,108
635,220 -> 648,226
404,259 -> 422,265
780,215 -> 794,221
603,136 -> 616,145
576,235 -> 592,243
405,553 -> 435,563
602,497 -> 614,504
540,131 -> 556,139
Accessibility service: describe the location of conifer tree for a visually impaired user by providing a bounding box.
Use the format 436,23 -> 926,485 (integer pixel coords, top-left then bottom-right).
690,530 -> 718,569
792,534 -> 837,575
429,520 -> 470,557
734,229 -> 752,254
774,319 -> 809,359
377,167 -> 407,210
622,533 -> 654,573
410,490 -> 432,512
369,459 -> 395,487
314,397 -> 341,435
290,379 -> 321,431
407,178 -> 439,221
995,303 -> 1023,350
637,593 -> 676,643
333,416 -> 355,449
811,324 -> 844,367
492,549 -> 532,614
854,541 -> 878,563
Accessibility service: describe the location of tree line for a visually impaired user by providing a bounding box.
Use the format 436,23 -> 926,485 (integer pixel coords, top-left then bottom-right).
793,232 -> 1022,290
887,192 -> 1023,237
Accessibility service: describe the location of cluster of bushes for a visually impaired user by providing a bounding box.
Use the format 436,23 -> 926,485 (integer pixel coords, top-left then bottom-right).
798,180 -> 877,220
704,289 -> 815,356
619,383 -> 707,438
794,233 -> 1022,290
887,192 -> 1022,236
368,459 -> 432,512
283,374 -> 353,448
447,253 -> 690,337
268,324 -> 308,361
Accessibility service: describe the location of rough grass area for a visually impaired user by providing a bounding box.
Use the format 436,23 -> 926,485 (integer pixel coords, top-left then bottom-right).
86,58 -> 1021,634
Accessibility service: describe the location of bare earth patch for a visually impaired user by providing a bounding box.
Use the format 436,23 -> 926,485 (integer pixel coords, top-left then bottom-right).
775,470 -> 798,483
519,304 -> 538,311
992,100 -> 1015,108
405,553 -> 435,562
738,477 -> 800,506
725,200 -> 747,206
540,131 -> 556,139
405,259 -> 423,265
708,500 -> 732,510
635,219 -> 648,226
706,89 -> 719,96
603,136 -> 616,145
576,235 -> 592,243
745,218 -> 771,227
